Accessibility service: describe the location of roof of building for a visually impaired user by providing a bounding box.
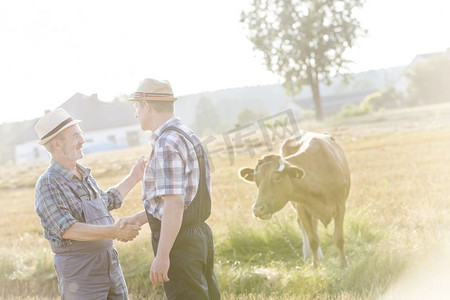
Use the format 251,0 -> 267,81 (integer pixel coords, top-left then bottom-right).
14,93 -> 137,144
393,48 -> 450,91
409,50 -> 449,65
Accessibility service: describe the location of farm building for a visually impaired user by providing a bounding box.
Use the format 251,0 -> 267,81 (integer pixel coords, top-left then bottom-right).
13,93 -> 148,164
394,47 -> 450,96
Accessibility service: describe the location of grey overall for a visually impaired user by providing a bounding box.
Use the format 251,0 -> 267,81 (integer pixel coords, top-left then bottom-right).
146,126 -> 220,300
50,169 -> 128,300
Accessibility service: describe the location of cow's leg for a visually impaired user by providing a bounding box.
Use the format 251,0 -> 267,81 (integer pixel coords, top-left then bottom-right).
297,216 -> 324,259
297,215 -> 312,258
297,217 -> 312,259
334,205 -> 347,268
298,209 -> 320,268
311,216 -> 325,259
292,202 -> 324,260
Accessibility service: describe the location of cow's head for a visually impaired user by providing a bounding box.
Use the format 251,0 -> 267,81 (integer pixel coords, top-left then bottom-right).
239,154 -> 305,220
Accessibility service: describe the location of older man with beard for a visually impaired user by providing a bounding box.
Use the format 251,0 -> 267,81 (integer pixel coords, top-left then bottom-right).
34,108 -> 145,300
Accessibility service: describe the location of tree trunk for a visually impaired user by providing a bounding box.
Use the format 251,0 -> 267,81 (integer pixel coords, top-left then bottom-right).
310,76 -> 323,121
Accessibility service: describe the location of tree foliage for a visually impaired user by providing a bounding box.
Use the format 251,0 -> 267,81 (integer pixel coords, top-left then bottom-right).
335,100 -> 372,119
0,119 -> 37,164
406,55 -> 450,105
236,107 -> 267,125
241,0 -> 366,120
362,87 -> 401,110
190,97 -> 223,136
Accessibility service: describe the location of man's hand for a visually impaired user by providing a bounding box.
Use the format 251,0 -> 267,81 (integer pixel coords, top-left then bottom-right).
114,222 -> 140,242
148,195 -> 184,286
114,156 -> 147,198
150,255 -> 170,286
116,215 -> 140,229
115,212 -> 147,242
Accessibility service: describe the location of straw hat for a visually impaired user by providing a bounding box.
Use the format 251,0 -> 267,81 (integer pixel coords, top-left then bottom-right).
35,108 -> 81,145
129,78 -> 177,102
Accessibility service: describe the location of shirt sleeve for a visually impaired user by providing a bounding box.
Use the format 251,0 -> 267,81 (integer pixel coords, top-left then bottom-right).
87,175 -> 123,210
103,187 -> 123,210
152,139 -> 187,197
34,176 -> 79,244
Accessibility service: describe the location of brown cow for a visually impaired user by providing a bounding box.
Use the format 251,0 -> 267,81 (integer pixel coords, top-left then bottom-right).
239,131 -> 350,268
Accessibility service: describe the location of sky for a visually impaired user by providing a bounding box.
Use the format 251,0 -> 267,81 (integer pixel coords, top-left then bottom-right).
0,0 -> 449,123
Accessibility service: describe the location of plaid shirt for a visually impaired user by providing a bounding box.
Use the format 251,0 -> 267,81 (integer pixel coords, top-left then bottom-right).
143,118 -> 211,220
34,161 -> 123,247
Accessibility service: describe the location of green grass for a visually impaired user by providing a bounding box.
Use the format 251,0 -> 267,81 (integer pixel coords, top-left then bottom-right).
1,103 -> 450,299
212,210 -> 399,299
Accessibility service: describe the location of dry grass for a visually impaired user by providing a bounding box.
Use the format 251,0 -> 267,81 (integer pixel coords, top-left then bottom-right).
1,103 -> 450,299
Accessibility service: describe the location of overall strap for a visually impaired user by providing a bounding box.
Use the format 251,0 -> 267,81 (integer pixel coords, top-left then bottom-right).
47,168 -> 88,224
155,125 -> 211,227
160,126 -> 207,191
48,169 -> 87,201
49,167 -> 99,200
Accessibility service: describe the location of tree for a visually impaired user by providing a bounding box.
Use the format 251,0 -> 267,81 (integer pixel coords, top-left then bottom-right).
190,97 -> 222,136
362,87 -> 401,110
112,93 -> 132,103
236,107 -> 267,125
241,0 -> 366,120
406,55 -> 450,106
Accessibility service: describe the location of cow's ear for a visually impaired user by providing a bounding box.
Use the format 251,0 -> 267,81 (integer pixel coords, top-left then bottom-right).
239,168 -> 255,182
286,166 -> 305,179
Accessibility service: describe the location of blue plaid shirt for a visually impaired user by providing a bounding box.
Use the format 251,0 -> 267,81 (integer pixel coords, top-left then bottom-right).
143,118 -> 212,220
34,161 -> 123,247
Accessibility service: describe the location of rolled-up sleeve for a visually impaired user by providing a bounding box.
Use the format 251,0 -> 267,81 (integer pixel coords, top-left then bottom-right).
87,175 -> 123,210
103,187 -> 123,210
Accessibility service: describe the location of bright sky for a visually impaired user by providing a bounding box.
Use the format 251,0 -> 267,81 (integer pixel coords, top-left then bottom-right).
0,0 -> 449,123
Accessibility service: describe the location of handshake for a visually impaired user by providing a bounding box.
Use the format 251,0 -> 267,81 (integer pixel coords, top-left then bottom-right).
114,215 -> 143,242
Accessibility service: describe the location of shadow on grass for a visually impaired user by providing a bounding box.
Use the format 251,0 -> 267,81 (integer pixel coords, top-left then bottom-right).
215,211 -> 409,298
0,212 -> 410,299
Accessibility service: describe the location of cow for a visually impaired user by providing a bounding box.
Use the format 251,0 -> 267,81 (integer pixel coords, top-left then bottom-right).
239,131 -> 350,268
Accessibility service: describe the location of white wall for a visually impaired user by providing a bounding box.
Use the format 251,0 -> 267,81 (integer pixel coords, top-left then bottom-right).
14,124 -> 150,164
15,141 -> 51,164
81,124 -> 149,154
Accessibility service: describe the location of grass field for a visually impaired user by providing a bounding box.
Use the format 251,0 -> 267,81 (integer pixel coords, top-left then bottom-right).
1,103 -> 450,299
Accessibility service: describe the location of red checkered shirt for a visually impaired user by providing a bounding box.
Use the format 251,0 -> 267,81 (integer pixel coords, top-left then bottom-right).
143,118 -> 212,220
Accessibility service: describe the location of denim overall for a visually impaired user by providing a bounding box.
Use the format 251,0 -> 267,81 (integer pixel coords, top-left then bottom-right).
49,170 -> 128,300
146,126 -> 220,300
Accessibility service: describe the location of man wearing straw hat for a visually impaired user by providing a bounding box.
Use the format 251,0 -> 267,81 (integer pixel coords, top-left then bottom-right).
34,108 -> 146,299
118,78 -> 221,299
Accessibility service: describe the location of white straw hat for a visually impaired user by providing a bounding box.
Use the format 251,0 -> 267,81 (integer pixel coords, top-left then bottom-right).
129,78 -> 177,102
35,108 -> 81,145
